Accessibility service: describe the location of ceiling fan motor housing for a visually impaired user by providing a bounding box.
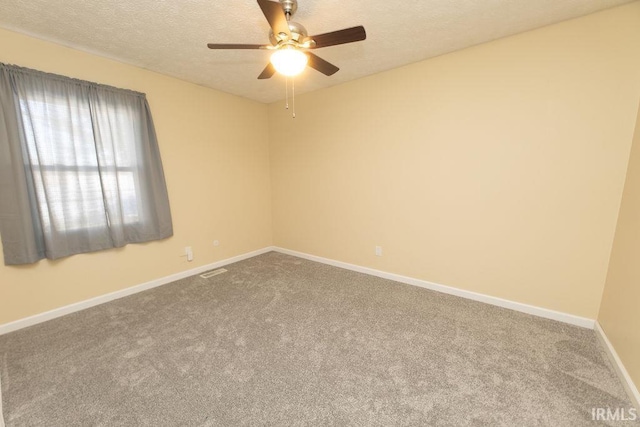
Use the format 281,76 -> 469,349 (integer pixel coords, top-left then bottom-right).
270,21 -> 308,45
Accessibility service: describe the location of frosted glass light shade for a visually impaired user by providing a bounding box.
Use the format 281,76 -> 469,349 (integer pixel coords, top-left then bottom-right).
270,49 -> 308,77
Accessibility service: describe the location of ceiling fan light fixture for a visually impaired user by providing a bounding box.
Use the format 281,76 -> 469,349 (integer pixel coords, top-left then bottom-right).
270,47 -> 308,77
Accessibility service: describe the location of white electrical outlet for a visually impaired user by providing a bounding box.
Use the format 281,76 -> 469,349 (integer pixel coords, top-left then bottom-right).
375,246 -> 382,256
185,246 -> 193,262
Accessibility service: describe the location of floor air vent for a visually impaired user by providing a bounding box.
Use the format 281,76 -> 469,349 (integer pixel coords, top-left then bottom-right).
200,268 -> 228,279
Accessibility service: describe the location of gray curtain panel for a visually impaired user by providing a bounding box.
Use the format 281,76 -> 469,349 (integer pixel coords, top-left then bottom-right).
0,63 -> 173,265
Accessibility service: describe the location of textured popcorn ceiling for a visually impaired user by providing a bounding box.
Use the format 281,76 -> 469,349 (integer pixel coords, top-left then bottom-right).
0,0 -> 634,103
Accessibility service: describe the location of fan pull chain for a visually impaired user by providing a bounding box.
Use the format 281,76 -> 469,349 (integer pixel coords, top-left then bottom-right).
283,77 -> 296,119
285,77 -> 289,110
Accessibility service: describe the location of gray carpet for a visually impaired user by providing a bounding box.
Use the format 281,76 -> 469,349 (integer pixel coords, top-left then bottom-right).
0,251 -> 636,426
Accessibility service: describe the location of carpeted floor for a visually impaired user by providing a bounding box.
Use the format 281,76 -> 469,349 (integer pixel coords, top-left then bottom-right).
0,251 -> 637,426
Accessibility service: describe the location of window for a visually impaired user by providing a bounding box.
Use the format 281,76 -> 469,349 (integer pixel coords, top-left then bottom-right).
19,93 -> 141,233
0,63 -> 173,265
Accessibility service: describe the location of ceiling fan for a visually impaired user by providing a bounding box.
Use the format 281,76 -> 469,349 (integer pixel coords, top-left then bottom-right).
207,0 -> 367,79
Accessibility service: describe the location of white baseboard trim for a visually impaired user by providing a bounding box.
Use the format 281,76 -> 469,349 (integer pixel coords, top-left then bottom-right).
595,322 -> 640,410
273,247 -> 595,329
0,245 -> 596,334
0,370 -> 4,427
0,247 -> 274,336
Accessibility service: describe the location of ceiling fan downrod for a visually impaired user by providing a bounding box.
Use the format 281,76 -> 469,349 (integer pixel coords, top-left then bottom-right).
280,0 -> 298,20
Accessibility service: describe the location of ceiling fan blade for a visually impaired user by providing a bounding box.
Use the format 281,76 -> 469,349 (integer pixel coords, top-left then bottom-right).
309,26 -> 366,49
207,43 -> 269,50
258,63 -> 276,79
307,53 -> 339,76
257,0 -> 291,39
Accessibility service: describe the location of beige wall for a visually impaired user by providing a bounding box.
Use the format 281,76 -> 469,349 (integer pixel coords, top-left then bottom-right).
599,102 -> 640,391
269,2 -> 640,319
0,28 -> 273,324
